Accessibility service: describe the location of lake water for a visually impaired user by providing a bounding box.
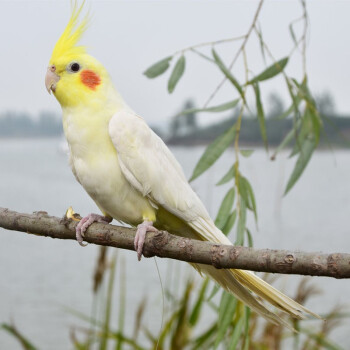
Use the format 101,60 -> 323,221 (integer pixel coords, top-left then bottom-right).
0,138 -> 349,349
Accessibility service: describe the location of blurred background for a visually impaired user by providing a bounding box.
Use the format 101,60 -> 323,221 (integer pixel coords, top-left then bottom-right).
0,0 -> 350,349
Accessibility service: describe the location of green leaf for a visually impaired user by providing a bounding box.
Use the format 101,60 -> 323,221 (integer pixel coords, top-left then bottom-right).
143,56 -> 172,78
193,324 -> 217,350
235,199 -> 247,246
292,76 -> 316,106
207,284 -> 221,302
271,111 -> 302,160
240,177 -> 258,224
255,24 -> 266,64
245,229 -> 253,248
117,258 -> 126,350
228,317 -> 244,350
1,323 -> 38,350
271,124 -> 299,160
276,98 -> 302,120
284,134 -> 316,194
216,163 -> 236,186
306,104 -> 322,143
190,125 -> 236,181
289,120 -> 307,158
189,278 -> 209,326
179,99 -> 240,116
248,57 -> 289,84
289,22 -> 298,46
289,108 -> 315,158
299,328 -> 343,350
100,253 -> 117,350
253,83 -> 268,150
285,77 -> 302,127
222,210 -> 237,236
240,149 -> 254,157
212,48 -> 245,102
215,188 -> 235,230
214,292 -> 237,349
243,307 -> 251,350
168,55 -> 186,93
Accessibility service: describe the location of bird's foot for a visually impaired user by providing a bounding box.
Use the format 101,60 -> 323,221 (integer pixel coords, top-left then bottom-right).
134,221 -> 158,261
76,213 -> 112,247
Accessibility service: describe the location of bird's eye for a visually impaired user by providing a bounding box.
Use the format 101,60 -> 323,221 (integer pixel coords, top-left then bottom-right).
68,62 -> 81,73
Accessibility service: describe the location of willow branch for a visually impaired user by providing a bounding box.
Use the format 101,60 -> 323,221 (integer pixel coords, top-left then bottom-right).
203,0 -> 264,107
0,208 -> 349,279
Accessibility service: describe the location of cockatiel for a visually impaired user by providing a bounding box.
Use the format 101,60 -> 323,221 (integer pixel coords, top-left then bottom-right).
45,2 -> 319,327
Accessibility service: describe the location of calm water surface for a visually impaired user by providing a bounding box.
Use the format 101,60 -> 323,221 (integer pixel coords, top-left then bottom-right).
0,138 -> 349,349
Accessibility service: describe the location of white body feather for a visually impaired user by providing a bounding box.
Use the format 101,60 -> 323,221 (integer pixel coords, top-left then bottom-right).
64,103 -> 319,325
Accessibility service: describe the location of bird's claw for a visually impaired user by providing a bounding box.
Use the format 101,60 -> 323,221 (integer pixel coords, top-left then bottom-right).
134,221 -> 158,261
76,213 -> 112,247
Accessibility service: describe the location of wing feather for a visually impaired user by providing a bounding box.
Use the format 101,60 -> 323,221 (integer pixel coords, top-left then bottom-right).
108,109 -> 319,322
109,109 -> 213,226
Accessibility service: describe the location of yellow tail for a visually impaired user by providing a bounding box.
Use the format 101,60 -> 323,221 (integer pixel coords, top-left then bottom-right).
192,263 -> 320,329
189,218 -> 321,327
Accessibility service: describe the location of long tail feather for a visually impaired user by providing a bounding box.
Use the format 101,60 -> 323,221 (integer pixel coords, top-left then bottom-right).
188,218 -> 321,325
193,263 -> 295,329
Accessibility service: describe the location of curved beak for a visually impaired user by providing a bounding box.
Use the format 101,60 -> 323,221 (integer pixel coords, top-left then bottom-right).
45,68 -> 60,94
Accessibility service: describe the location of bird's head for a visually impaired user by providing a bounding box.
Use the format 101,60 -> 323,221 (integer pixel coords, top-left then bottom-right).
45,2 -> 109,108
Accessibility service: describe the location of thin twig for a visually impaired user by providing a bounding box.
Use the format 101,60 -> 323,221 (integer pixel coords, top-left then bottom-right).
203,0 -> 265,108
173,35 -> 246,57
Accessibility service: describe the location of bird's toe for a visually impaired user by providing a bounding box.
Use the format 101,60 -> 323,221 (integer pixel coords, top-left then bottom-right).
134,221 -> 158,261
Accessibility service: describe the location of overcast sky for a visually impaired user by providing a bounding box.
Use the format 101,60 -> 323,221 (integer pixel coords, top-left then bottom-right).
0,0 -> 349,126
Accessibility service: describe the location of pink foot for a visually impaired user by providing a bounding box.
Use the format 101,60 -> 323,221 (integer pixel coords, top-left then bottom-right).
134,221 -> 158,261
76,213 -> 112,247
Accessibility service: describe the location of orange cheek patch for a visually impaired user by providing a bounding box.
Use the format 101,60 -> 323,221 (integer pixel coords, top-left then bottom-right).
80,70 -> 101,90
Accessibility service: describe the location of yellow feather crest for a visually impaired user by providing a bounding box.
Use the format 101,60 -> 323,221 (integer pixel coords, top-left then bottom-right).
50,1 -> 89,63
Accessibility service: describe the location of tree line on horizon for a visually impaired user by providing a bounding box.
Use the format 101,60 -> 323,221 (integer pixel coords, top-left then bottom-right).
0,91 -> 349,147
167,91 -> 350,148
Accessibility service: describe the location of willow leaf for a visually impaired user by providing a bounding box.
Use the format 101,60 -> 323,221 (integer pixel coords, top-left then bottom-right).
245,229 -> 253,248
253,82 -> 268,150
215,188 -> 235,230
222,210 -> 237,236
193,324 -> 217,350
1,324 -> 38,350
190,125 -> 236,182
168,55 -> 186,93
143,56 -> 172,78
243,307 -> 251,350
215,292 -> 237,349
289,22 -> 298,46
241,177 -> 257,224
216,163 -> 235,186
235,199 -> 247,246
271,119 -> 301,160
212,49 -> 245,101
240,149 -> 254,157
285,135 -> 316,194
300,328 -> 343,350
179,99 -> 240,116
207,284 -> 220,302
248,57 -> 289,84
228,317 -> 244,350
189,279 -> 209,326
276,96 -> 302,120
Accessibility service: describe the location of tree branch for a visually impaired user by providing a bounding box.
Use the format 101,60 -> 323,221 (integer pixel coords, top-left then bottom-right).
0,208 -> 349,279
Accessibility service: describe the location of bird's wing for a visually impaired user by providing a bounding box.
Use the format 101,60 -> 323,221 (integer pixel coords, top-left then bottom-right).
109,109 -> 320,324
108,109 -> 230,244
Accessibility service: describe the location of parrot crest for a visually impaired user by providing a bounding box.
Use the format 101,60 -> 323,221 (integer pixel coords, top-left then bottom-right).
50,0 -> 88,65
46,1 -> 111,107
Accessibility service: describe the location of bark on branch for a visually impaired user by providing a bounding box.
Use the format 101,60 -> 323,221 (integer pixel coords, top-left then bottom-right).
0,207 -> 349,279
